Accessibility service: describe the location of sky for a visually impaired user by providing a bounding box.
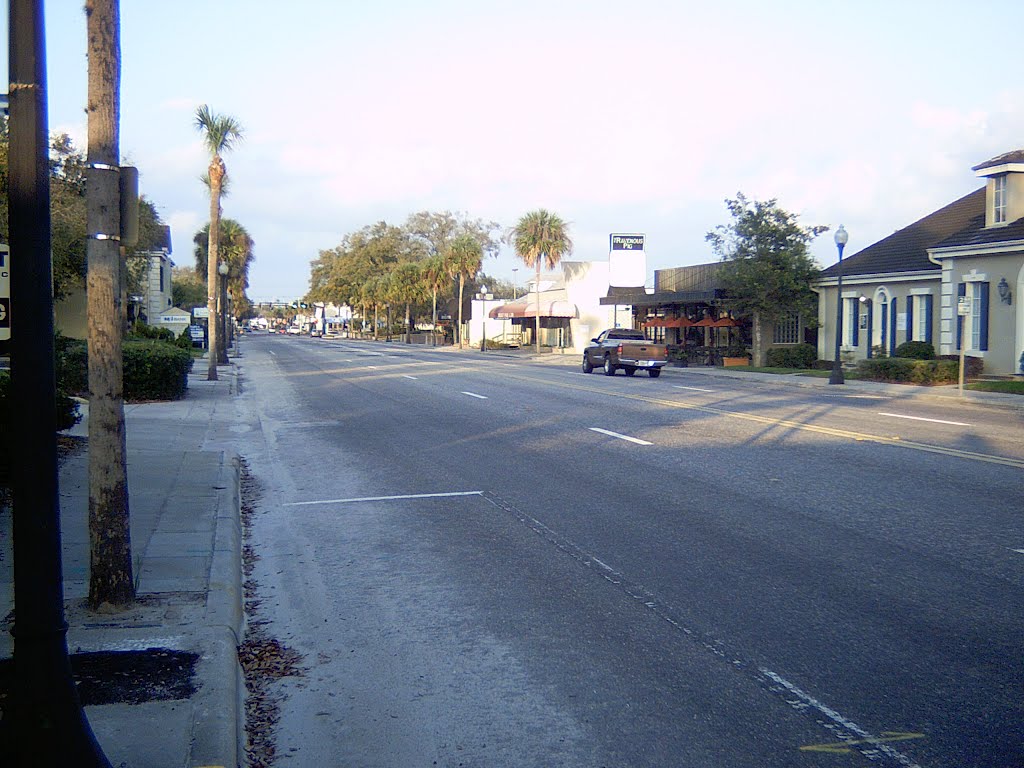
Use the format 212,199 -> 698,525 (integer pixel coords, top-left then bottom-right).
4,0 -> 1024,301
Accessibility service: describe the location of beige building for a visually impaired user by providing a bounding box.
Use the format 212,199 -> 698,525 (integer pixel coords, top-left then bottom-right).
814,150 -> 1024,376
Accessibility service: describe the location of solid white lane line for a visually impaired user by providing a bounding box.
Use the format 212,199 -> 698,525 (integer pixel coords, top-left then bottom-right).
462,391 -> 488,399
878,412 -> 970,427
844,394 -> 886,400
367,365 -> 378,369
673,385 -> 714,392
1011,549 -> 1024,555
285,491 -> 483,507
589,427 -> 652,446
403,375 -> 418,380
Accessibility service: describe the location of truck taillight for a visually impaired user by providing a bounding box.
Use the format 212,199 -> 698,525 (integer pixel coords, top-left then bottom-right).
617,344 -> 623,355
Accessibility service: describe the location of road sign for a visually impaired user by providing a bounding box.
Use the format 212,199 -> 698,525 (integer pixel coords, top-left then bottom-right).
957,296 -> 970,316
0,244 -> 10,341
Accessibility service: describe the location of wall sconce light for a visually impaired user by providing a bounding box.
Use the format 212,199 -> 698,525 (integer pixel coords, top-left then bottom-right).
997,277 -> 1012,305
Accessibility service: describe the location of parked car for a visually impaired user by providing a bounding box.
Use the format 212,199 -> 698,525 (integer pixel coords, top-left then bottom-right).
583,329 -> 668,378
286,326 -> 301,335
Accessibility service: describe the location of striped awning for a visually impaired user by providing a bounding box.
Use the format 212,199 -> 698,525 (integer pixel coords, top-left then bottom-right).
489,299 -> 579,319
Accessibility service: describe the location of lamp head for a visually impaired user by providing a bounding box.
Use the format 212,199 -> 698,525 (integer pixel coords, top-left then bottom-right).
834,225 -> 849,247
218,261 -> 229,276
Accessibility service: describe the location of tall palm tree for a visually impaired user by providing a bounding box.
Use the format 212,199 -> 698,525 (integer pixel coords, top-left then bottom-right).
386,262 -> 429,343
445,234 -> 483,348
86,0 -> 134,609
507,209 -> 573,353
194,104 -> 242,380
421,254 -> 449,346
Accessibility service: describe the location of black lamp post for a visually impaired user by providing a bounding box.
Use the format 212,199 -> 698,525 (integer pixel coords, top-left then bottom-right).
829,225 -> 849,385
217,261 -> 229,364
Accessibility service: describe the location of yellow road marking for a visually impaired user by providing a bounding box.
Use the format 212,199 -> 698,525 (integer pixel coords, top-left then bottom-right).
496,371 -> 1024,469
800,731 -> 925,754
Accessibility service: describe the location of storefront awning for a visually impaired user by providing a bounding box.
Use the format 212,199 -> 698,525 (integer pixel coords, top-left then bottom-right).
489,299 -> 579,319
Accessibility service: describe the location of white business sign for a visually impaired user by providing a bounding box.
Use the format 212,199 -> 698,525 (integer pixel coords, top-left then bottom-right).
193,306 -> 210,318
0,244 -> 10,341
608,232 -> 646,288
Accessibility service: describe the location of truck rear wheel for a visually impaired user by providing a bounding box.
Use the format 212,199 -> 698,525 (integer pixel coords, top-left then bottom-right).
648,368 -> 662,378
603,356 -> 616,376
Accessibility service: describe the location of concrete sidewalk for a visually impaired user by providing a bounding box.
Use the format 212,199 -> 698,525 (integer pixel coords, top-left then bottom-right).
0,364 -> 243,768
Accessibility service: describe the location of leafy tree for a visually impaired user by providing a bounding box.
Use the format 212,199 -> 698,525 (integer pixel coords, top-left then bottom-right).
507,209 -> 574,353
705,193 -> 825,366
86,0 -> 133,608
172,267 -> 208,311
194,104 -> 243,377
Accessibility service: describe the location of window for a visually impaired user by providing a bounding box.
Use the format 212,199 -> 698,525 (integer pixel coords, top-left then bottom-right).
970,284 -> 982,350
913,295 -> 931,343
994,175 -> 1007,224
773,311 -> 800,344
958,282 -> 989,352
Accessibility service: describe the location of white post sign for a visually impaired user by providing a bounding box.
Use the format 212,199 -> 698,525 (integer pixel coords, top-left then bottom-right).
0,244 -> 10,341
957,295 -> 969,396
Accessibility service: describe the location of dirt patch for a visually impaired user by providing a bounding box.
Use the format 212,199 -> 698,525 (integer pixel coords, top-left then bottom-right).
0,648 -> 197,709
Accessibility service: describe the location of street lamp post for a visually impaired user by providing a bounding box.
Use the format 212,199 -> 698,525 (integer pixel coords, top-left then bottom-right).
217,261 -> 229,364
477,286 -> 490,351
512,268 -> 518,300
829,225 -> 849,385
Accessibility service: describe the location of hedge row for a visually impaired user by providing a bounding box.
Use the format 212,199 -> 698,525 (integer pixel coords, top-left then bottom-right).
56,337 -> 194,401
0,369 -> 80,433
765,343 -> 817,369
856,355 -> 983,384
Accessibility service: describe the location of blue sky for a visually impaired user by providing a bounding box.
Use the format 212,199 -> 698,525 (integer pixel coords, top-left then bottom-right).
5,0 -> 1024,300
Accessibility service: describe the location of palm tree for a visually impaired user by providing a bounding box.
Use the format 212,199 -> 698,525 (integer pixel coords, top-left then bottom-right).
194,218 -> 255,341
445,234 -> 483,348
421,255 -> 449,345
385,262 -> 428,343
194,104 -> 243,380
507,209 -> 574,353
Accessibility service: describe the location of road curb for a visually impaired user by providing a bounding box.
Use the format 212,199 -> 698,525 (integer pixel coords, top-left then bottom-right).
191,451 -> 244,768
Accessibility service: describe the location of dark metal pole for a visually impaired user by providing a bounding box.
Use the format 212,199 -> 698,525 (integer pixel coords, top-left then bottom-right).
5,1 -> 111,764
829,233 -> 846,385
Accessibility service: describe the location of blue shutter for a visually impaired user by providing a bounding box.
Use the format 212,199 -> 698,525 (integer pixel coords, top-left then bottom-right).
890,298 -> 898,353
906,297 -> 914,341
956,283 -> 966,350
979,282 -> 989,351
924,295 -> 933,344
880,303 -> 888,355
851,299 -> 859,347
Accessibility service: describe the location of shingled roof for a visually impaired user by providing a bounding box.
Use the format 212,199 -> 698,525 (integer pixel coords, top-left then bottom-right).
971,149 -> 1024,172
819,188 -> 984,278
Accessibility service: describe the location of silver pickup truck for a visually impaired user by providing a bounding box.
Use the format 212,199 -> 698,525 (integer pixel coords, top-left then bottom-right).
582,329 -> 669,378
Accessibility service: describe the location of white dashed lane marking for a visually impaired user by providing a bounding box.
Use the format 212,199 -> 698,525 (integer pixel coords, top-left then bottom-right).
589,428 -> 652,446
878,412 -> 971,427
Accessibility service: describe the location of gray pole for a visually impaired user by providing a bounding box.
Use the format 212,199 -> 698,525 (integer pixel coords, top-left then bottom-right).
829,225 -> 848,385
5,0 -> 111,763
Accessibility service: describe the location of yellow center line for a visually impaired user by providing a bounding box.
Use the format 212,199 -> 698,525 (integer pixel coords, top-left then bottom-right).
493,370 -> 1024,469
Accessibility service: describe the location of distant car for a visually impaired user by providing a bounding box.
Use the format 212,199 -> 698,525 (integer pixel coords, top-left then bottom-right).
309,328 -> 323,337
287,326 -> 301,335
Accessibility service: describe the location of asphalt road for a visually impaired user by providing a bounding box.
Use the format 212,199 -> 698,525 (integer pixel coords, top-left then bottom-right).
234,334 -> 1023,767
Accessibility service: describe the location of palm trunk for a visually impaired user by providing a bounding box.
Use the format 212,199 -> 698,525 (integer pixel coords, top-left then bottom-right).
535,260 -> 541,354
405,303 -> 411,344
206,166 -> 223,380
752,311 -> 766,367
373,305 -> 379,340
86,0 -> 134,608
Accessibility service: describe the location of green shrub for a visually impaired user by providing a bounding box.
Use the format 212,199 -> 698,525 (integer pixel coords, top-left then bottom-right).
812,359 -> 834,370
176,328 -> 195,350
766,343 -> 817,368
0,369 -> 80,441
123,340 -> 193,401
858,357 -> 972,385
723,345 -> 750,359
893,341 -> 935,360
128,322 -> 175,343
938,354 -> 984,378
55,335 -> 89,396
